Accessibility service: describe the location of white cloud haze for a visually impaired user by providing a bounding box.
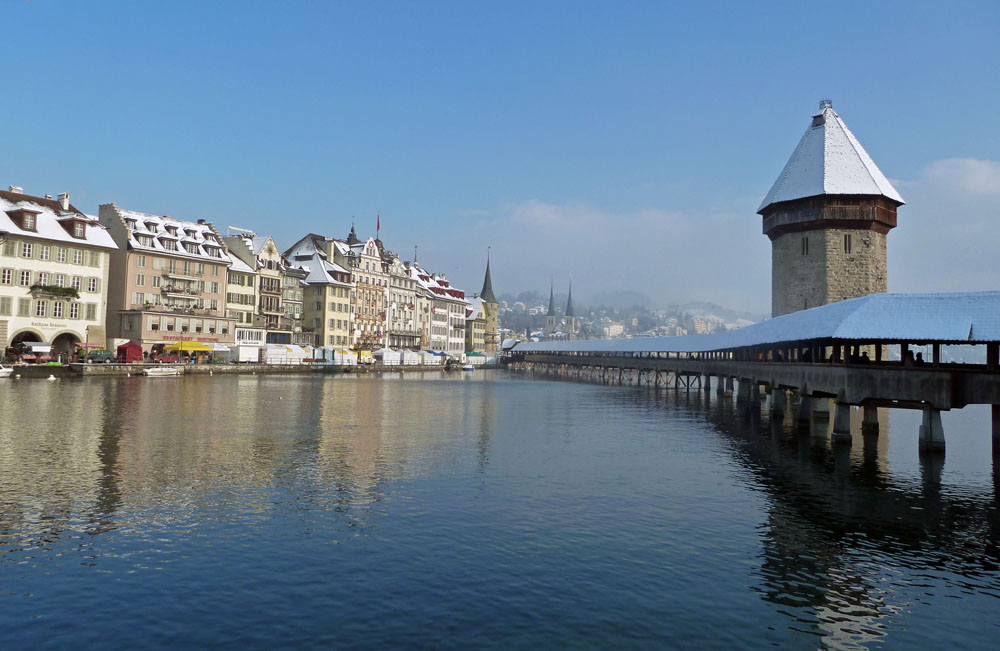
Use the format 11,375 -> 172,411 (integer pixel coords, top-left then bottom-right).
436,157 -> 1000,315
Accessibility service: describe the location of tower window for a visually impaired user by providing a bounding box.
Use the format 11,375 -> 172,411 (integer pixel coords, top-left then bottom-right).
844,234 -> 852,254
801,237 -> 809,255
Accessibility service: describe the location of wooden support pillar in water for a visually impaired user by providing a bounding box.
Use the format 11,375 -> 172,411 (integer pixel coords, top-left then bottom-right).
770,388 -> 786,415
725,376 -> 734,396
832,402 -> 852,445
862,405 -> 879,437
992,405 -> 1000,457
919,407 -> 946,453
797,391 -> 812,425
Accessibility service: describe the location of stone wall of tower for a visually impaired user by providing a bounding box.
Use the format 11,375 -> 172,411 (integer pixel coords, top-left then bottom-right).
771,228 -> 887,317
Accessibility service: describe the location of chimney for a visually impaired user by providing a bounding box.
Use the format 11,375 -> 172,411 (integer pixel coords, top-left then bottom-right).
58,192 -> 70,210
45,194 -> 52,199
197,219 -> 206,225
8,185 -> 23,194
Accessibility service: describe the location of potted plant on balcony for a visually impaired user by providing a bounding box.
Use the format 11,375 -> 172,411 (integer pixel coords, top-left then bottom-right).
29,284 -> 80,300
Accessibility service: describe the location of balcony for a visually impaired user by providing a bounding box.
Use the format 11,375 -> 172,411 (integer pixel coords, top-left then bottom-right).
165,273 -> 200,282
29,284 -> 80,300
162,285 -> 200,299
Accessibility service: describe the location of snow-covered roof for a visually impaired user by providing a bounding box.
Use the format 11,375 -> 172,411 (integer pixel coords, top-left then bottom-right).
116,208 -> 228,262
290,251 -> 352,287
758,102 -> 904,213
0,192 -> 117,250
515,292 -> 1000,354
466,295 -> 483,321
228,252 -> 255,274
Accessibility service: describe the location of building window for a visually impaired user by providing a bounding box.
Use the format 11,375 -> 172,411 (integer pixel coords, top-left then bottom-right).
137,255 -> 146,268
0,296 -> 10,316
54,274 -> 65,287
38,272 -> 49,286
136,273 -> 145,287
72,276 -> 82,290
88,278 -> 99,293
39,245 -> 50,261
89,251 -> 100,267
85,303 -> 96,321
55,247 -> 66,263
20,242 -> 32,258
152,275 -> 161,288
68,302 -> 79,319
17,298 -> 31,316
19,270 -> 31,286
844,234 -> 852,254
74,222 -> 85,238
72,249 -> 83,265
0,269 -> 10,285
35,300 -> 47,317
53,301 -> 64,318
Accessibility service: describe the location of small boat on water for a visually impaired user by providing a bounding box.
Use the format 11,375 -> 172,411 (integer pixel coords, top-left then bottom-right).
143,366 -> 182,377
461,364 -> 475,371
0,364 -> 12,378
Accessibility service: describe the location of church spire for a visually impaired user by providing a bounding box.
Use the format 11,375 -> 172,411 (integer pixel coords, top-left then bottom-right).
480,248 -> 497,304
547,280 -> 556,317
565,280 -> 574,318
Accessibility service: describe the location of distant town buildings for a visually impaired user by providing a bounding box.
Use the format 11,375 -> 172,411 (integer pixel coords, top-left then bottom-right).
1,185 -> 499,361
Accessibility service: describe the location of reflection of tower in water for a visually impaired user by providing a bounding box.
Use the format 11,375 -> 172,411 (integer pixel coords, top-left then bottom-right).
691,391 -> 999,647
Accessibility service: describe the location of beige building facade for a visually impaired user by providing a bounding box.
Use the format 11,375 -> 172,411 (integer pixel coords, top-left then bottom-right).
0,188 -> 116,355
99,204 -> 235,352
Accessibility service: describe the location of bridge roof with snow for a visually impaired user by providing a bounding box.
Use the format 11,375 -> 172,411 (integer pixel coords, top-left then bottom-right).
513,292 -> 1000,355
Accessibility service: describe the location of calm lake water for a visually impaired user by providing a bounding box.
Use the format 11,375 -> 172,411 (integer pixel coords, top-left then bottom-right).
1,371 -> 998,649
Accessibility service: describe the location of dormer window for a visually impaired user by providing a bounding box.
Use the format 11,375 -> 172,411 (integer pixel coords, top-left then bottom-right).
23,213 -> 36,230
145,221 -> 158,233
73,222 -> 85,238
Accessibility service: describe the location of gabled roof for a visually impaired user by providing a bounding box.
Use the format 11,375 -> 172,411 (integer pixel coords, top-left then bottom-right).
0,191 -> 117,250
758,101 -> 904,213
516,291 -> 1000,354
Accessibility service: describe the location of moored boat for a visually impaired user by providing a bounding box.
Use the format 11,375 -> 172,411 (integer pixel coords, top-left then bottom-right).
461,364 -> 475,371
143,366 -> 182,377
0,364 -> 12,378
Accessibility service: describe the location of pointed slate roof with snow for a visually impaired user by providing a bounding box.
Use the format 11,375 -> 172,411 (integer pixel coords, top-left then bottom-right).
758,101 -> 904,214
480,254 -> 497,304
565,282 -> 575,318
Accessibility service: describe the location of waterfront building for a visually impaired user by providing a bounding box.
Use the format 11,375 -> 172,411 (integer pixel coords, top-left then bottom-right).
282,266 -> 314,347
385,257 -> 420,349
284,234 -> 353,348
479,253 -> 499,354
760,100 -> 904,317
99,203 -> 235,352
407,262 -> 467,355
465,296 -> 486,353
465,253 -> 500,354
225,251 -> 263,350
0,187 -> 117,354
328,229 -> 389,350
223,232 -> 291,343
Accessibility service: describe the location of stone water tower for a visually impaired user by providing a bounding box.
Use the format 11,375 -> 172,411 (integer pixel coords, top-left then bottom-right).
759,101 -> 904,317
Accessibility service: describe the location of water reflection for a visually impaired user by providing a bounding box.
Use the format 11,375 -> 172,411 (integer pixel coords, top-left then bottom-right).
0,373 -> 502,560
620,384 -> 1000,648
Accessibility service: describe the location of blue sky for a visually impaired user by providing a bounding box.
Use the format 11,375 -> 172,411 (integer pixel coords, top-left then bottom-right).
3,0 -> 998,312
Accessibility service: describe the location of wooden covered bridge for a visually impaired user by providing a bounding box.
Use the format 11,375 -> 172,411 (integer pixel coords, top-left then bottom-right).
504,292 -> 1000,454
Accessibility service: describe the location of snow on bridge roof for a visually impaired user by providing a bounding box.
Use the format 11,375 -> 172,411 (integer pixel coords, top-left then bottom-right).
514,292 -> 1000,355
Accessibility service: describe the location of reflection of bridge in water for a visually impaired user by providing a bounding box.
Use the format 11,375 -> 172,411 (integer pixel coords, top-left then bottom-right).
612,385 -> 1000,647
507,292 -> 1000,456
